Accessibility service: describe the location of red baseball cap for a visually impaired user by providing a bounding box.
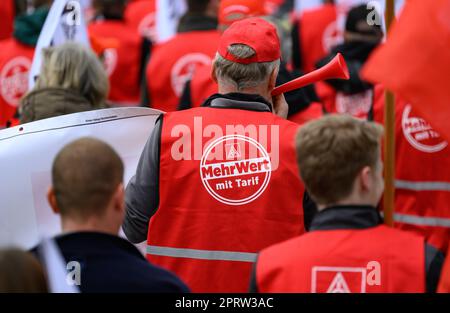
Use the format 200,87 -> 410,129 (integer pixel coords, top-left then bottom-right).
219,0 -> 267,27
218,17 -> 281,64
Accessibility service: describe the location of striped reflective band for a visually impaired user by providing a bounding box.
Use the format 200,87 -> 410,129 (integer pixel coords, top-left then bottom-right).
393,213 -> 450,228
147,245 -> 258,262
395,180 -> 450,191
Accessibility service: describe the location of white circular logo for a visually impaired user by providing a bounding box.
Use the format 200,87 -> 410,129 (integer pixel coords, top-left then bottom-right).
322,21 -> 343,53
171,53 -> 212,97
103,48 -> 118,77
200,135 -> 272,206
0,56 -> 31,107
138,12 -> 157,42
335,89 -> 373,118
402,104 -> 447,153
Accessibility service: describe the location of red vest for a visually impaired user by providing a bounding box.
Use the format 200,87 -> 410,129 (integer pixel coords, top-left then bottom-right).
438,247 -> 450,292
124,0 -> 157,42
257,225 -> 425,293
88,20 -> 142,105
189,64 -> 217,108
146,30 -> 221,112
0,0 -> 14,40
146,106 -> 305,292
373,86 -> 450,253
297,4 -> 338,73
0,39 -> 34,128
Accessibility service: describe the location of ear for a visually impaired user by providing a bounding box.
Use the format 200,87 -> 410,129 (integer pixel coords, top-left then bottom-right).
268,65 -> 279,92
47,186 -> 60,215
112,183 -> 125,213
360,166 -> 372,192
211,61 -> 218,84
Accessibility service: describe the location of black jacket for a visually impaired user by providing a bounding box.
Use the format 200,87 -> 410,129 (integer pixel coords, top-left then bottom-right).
34,232 -> 189,293
250,205 -> 444,293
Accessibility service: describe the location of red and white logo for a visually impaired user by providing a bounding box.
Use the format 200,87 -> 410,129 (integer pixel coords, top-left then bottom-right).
200,135 -> 272,206
335,89 -> 373,119
0,57 -> 31,107
103,48 -> 118,77
402,104 -> 447,153
311,262 -> 381,293
171,53 -> 212,97
138,12 -> 157,42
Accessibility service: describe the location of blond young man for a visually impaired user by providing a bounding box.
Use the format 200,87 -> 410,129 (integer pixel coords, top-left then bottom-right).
252,115 -> 444,293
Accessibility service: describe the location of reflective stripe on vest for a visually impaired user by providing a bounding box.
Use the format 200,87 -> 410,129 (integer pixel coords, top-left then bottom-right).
147,245 -> 258,262
381,211 -> 450,228
395,180 -> 450,191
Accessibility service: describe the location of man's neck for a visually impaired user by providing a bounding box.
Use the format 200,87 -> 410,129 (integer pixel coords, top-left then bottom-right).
218,85 -> 271,103
61,217 -> 119,236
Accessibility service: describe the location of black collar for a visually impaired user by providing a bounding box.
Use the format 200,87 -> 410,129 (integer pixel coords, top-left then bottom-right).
310,205 -> 383,231
202,93 -> 273,113
53,231 -> 145,259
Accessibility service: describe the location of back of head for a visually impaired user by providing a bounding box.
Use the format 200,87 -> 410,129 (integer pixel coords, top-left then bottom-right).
35,42 -> 109,107
214,17 -> 281,91
296,115 -> 383,206
0,248 -> 48,293
345,4 -> 383,43
51,138 -> 124,222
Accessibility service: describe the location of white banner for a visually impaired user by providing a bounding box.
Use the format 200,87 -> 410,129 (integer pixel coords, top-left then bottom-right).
0,107 -> 162,249
29,0 -> 90,89
156,0 -> 187,43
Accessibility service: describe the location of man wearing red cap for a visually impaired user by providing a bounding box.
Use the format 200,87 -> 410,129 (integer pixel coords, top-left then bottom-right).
123,17 -> 308,292
178,0 -> 323,126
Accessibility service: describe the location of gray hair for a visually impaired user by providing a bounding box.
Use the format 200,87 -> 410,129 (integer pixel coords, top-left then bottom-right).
35,42 -> 109,107
213,44 -> 280,91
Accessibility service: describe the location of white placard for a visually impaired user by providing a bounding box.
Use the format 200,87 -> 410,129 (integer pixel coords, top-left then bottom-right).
156,0 -> 187,43
0,107 -> 162,249
29,0 -> 90,89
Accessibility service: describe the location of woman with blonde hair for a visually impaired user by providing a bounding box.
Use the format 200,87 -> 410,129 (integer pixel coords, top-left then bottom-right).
20,42 -> 109,123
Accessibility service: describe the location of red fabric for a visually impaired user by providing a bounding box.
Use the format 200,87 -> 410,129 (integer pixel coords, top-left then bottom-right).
124,0 -> 157,42
189,64 -> 217,108
257,225 -> 425,293
146,30 -> 221,112
373,86 -> 450,253
363,0 -> 450,142
147,106 -> 305,292
0,39 -> 34,128
288,102 -> 323,125
438,246 -> 450,292
297,4 -> 338,73
218,17 -> 280,64
218,0 -> 267,27
88,20 -> 142,105
0,0 -> 14,40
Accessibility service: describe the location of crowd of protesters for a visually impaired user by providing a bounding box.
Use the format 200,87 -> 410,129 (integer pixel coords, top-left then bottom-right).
0,0 -> 449,293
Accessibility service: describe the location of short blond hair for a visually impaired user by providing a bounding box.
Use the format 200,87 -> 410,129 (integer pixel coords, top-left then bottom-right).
35,42 -> 109,107
295,115 -> 384,205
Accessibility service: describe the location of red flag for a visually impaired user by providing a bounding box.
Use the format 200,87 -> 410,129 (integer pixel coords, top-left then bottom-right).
362,0 -> 450,140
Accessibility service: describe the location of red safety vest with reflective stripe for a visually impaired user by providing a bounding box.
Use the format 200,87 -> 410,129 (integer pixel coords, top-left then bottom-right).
124,0 -> 157,42
88,20 -> 142,105
373,86 -> 450,252
147,106 -> 305,292
257,225 -> 425,293
297,4 -> 338,73
146,30 -> 221,112
0,39 -> 34,128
